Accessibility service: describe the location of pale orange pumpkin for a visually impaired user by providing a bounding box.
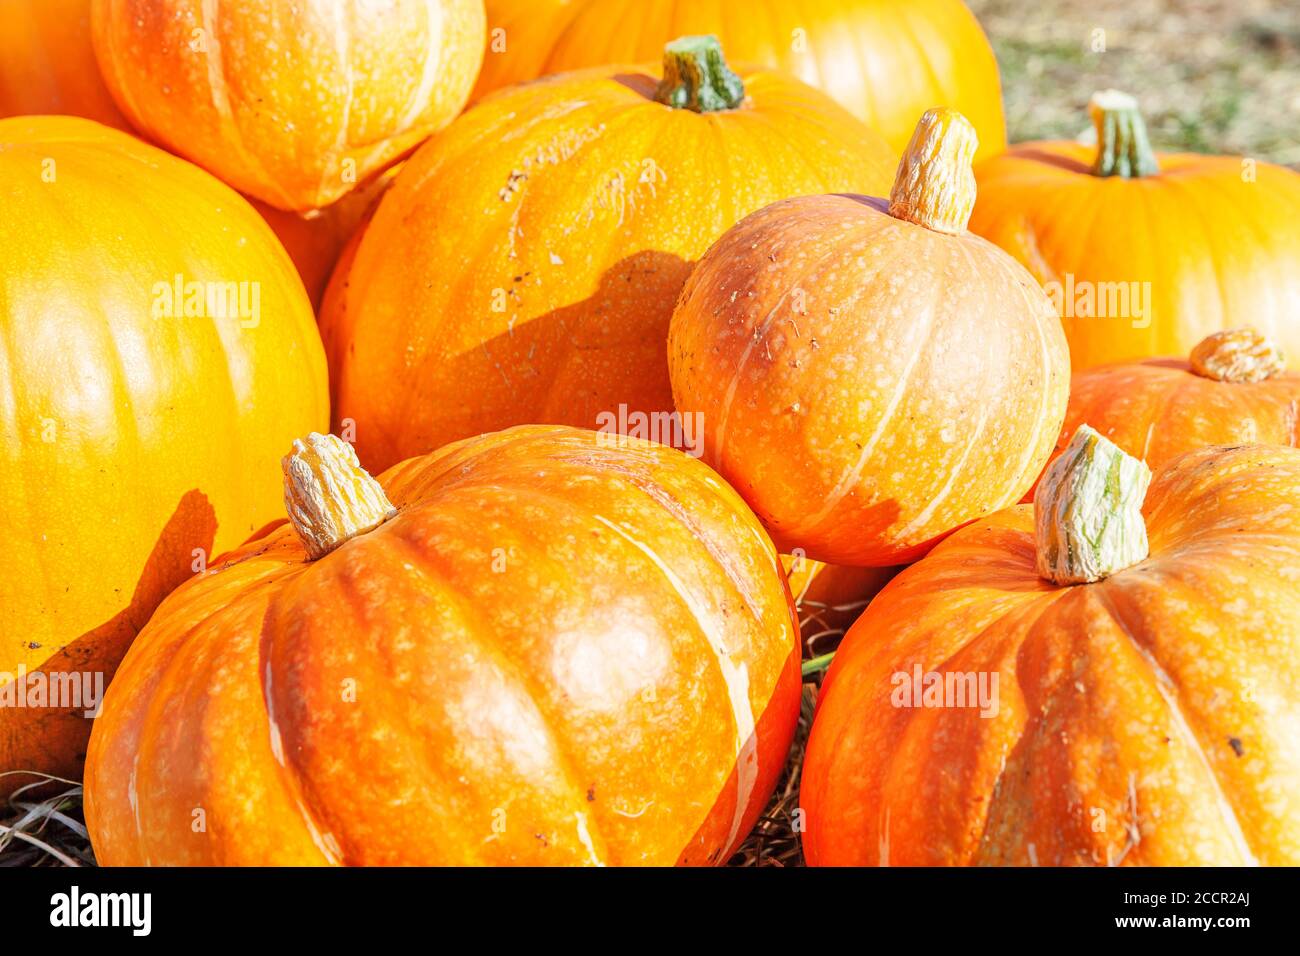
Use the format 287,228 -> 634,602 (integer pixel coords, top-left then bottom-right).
669,109 -> 1070,566
971,90 -> 1300,370
802,429 -> 1300,865
91,0 -> 485,211
0,116 -> 328,796
1037,328 -> 1300,489
0,0 -> 129,130
85,427 -> 801,865
475,0 -> 1005,162
326,36 -> 897,473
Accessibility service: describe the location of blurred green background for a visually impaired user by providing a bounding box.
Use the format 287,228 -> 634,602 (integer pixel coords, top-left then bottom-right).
968,0 -> 1300,167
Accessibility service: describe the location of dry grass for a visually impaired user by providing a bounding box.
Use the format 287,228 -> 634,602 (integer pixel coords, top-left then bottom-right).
0,773 -> 94,867
968,0 -> 1300,167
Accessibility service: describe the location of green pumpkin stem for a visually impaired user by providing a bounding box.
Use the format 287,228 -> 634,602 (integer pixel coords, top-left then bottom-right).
654,35 -> 744,113
1089,90 -> 1160,178
1035,425 -> 1152,585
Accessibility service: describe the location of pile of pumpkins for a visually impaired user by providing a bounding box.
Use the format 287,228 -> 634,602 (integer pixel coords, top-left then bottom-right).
2,0 -> 1298,867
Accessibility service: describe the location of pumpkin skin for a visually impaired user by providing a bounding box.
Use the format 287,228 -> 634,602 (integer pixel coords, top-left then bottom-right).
84,426 -> 801,866
970,95 -> 1300,370
326,49 -> 896,472
802,443 -> 1300,865
0,0 -> 129,130
251,165 -> 401,311
668,111 -> 1070,566
474,0 -> 1005,162
90,0 -> 486,211
1040,330 -> 1300,486
0,116 -> 328,795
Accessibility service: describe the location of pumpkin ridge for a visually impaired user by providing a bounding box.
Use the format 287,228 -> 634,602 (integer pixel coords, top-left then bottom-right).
1093,586 -> 1259,864
713,206 -> 904,499
792,222 -> 950,540
194,0 -> 301,212
1191,171 -> 1294,331
711,213 -> 871,480
379,523 -> 613,865
984,241 -> 1066,502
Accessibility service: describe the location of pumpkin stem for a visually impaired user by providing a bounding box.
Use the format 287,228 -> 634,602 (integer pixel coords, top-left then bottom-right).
654,35 -> 744,113
1089,89 -> 1160,178
887,108 -> 979,235
282,432 -> 396,560
1035,425 -> 1152,586
1189,328 -> 1285,383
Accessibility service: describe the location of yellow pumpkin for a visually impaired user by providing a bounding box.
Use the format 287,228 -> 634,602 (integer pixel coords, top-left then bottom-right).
0,117 -> 328,795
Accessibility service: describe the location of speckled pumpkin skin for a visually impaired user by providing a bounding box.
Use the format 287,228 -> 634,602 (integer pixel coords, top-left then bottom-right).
668,193 -> 1071,567
802,444 -> 1300,866
91,0 -> 485,211
1039,357 -> 1300,485
323,62 -> 896,473
85,426 -> 801,866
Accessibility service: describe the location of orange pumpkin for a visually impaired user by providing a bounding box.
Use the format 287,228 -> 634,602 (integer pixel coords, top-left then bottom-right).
971,90 -> 1300,370
0,0 -> 129,130
90,0 -> 485,211
326,36 -> 896,473
85,427 -> 801,865
802,429 -> 1300,865
0,116 -> 328,796
251,165 -> 401,311
668,109 -> 1070,566
1039,328 -> 1300,488
475,0 -> 1005,162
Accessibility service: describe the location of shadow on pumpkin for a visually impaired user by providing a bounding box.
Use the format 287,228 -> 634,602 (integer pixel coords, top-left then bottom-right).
344,250 -> 693,469
0,489 -> 216,801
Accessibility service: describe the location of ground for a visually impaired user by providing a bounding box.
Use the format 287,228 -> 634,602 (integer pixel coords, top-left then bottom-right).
970,0 -> 1300,166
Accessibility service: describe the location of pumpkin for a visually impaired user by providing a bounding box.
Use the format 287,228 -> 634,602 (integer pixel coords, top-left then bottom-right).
326,35 -> 897,473
90,0 -> 486,211
970,90 -> 1300,370
668,109 -> 1070,567
802,427 -> 1300,865
1037,328 -> 1300,489
474,0 -> 1006,163
0,0 -> 129,130
251,165 -> 401,311
0,116 -> 328,796
781,555 -> 897,642
84,427 -> 801,865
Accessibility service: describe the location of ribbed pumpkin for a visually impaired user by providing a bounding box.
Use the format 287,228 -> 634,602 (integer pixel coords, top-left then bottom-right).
90,0 -> 485,211
85,427 -> 801,866
971,90 -> 1300,370
669,109 -> 1070,566
0,0 -> 129,130
1040,328 -> 1300,485
326,36 -> 896,472
0,116 -> 328,796
475,0 -> 1005,162
803,429 -> 1300,865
